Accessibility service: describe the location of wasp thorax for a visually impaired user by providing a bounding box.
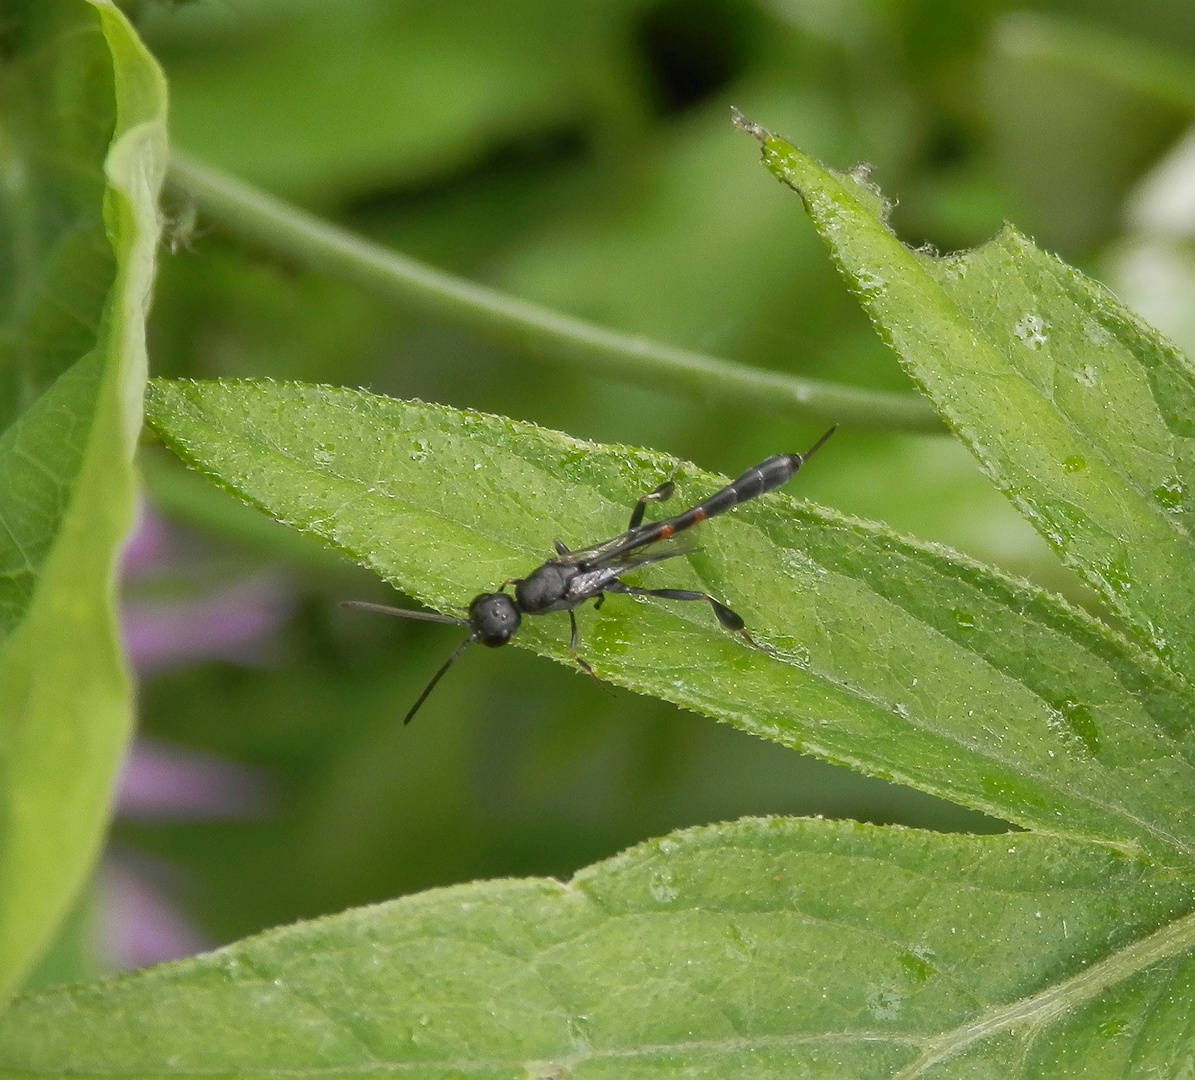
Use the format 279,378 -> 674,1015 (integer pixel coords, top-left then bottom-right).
515,564 -> 570,614
469,593 -> 521,646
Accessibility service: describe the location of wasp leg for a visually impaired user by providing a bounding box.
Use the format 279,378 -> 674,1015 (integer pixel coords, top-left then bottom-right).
568,609 -> 596,676
606,581 -> 754,644
628,479 -> 676,530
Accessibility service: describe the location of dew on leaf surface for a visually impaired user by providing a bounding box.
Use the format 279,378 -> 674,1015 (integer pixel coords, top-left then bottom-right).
1012,313 -> 1049,349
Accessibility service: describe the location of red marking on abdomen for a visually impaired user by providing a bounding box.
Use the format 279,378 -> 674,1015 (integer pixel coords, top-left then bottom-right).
658,524 -> 676,538
691,508 -> 706,523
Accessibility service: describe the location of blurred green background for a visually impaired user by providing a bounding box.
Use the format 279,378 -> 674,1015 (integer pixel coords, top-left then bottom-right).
87,0 -> 1195,968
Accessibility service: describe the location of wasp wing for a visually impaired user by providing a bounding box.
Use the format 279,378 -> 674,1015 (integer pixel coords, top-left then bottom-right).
557,531 -> 699,571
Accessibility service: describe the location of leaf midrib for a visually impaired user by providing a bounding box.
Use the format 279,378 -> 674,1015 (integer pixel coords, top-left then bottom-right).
892,904 -> 1195,1078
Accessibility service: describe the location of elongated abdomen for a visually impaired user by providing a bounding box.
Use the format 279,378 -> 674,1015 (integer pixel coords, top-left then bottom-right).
585,427 -> 834,559
653,455 -> 801,537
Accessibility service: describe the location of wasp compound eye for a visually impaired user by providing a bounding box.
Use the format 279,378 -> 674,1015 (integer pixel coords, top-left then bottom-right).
469,592 -> 521,646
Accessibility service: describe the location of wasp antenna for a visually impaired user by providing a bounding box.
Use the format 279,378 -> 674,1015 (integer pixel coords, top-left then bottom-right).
800,425 -> 837,462
403,635 -> 474,725
340,600 -> 469,627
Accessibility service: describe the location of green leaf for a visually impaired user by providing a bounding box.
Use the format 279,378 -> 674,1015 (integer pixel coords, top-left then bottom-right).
1,818 -> 1192,1076
145,379 -> 1195,866
147,0 -> 653,201
742,118 -> 1195,685
0,0 -> 166,991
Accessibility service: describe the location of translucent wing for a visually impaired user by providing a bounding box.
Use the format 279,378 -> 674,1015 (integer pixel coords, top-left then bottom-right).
557,531 -> 698,571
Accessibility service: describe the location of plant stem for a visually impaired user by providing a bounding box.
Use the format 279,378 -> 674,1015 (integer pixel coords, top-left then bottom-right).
166,150 -> 942,431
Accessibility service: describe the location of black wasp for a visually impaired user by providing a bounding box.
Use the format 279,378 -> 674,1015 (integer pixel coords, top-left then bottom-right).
345,427 -> 835,724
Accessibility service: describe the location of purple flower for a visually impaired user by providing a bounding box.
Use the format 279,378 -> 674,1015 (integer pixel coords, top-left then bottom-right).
122,573 -> 294,675
97,854 -> 212,971
91,500 -> 288,971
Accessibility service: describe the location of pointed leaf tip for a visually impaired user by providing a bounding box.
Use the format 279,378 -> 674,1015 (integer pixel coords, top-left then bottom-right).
729,106 -> 769,140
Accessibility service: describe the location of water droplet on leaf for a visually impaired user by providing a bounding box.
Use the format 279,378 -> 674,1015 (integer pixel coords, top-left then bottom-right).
1013,314 -> 1049,349
649,872 -> 678,904
952,609 -> 976,630
1155,477 -> 1185,510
